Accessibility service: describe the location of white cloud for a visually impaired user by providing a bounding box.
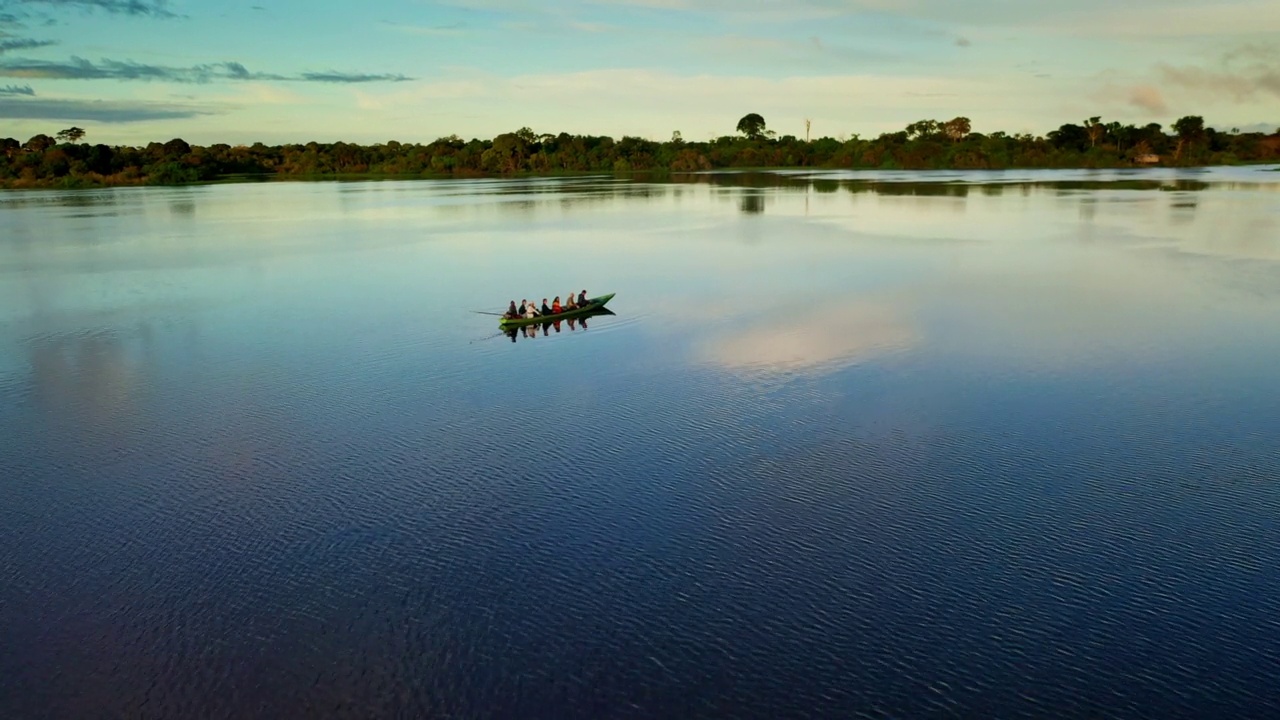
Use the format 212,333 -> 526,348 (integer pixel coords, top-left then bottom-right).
1032,0 -> 1280,38
585,0 -> 1279,35
1082,41 -> 1280,123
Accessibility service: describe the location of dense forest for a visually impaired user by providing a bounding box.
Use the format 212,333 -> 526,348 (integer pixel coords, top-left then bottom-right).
2,114 -> 1278,189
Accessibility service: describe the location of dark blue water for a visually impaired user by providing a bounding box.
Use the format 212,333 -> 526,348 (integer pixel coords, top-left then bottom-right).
3,168 -> 1280,718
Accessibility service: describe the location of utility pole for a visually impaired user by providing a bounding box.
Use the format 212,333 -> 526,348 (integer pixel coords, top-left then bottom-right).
805,119 -> 811,142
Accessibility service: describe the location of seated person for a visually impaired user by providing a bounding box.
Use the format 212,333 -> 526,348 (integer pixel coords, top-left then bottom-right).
540,298 -> 552,315
578,290 -> 588,306
505,300 -> 518,319
551,296 -> 562,314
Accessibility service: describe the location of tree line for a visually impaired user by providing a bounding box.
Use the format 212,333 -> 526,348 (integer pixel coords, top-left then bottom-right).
2,114 -> 1278,189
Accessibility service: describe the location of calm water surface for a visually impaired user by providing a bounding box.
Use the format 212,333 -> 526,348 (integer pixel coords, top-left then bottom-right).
3,167 -> 1280,719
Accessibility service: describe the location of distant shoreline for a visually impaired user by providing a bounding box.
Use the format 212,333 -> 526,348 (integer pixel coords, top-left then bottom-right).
4,117 -> 1279,190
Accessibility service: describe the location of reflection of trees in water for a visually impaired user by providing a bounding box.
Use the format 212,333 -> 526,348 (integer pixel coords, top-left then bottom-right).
20,326 -> 154,433
382,173 -> 1257,224
1078,198 -> 1098,222
0,190 -> 119,211
662,171 -> 1235,198
1169,196 -> 1199,225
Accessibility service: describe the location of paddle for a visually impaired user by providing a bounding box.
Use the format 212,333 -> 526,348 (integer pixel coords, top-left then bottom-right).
468,330 -> 508,344
471,310 -> 506,316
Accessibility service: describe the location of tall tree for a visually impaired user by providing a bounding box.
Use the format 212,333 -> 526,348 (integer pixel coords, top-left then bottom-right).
1172,115 -> 1205,160
1084,116 -> 1104,149
56,127 -> 86,144
736,113 -> 767,140
24,134 -> 56,152
942,117 -> 971,142
905,119 -> 941,140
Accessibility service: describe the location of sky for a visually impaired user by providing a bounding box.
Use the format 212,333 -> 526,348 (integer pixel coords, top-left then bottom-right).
0,0 -> 1278,145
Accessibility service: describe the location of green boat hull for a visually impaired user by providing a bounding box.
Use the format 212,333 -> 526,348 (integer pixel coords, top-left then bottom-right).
499,293 -> 616,328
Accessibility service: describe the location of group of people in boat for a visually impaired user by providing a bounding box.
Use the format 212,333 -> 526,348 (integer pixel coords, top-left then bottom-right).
505,290 -> 590,320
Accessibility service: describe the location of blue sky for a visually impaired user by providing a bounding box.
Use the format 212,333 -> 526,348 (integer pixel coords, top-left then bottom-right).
0,0 -> 1277,144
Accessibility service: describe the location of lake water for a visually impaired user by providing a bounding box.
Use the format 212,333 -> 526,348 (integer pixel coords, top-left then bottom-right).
3,167 -> 1280,719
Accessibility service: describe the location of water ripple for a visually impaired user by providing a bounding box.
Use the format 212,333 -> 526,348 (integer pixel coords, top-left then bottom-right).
4,174 -> 1280,719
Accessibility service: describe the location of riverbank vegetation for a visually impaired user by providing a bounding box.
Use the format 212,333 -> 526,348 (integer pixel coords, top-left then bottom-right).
3,114 -> 1278,189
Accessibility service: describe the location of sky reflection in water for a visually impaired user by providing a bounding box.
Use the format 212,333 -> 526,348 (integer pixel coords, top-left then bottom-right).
2,166 -> 1280,719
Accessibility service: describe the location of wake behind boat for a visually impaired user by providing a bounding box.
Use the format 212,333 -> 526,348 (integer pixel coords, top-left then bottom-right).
499,293 -> 616,328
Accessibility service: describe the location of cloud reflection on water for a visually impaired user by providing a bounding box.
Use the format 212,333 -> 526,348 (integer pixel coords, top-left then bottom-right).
696,298 -> 918,377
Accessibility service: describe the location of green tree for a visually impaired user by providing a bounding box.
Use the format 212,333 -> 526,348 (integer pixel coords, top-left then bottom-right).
24,134 -> 56,152
736,113 -> 767,140
162,138 -> 192,157
1172,115 -> 1205,160
1083,116 -> 1104,148
905,119 -> 941,140
56,127 -> 87,144
1048,124 -> 1089,152
485,132 -> 529,173
942,117 -> 971,142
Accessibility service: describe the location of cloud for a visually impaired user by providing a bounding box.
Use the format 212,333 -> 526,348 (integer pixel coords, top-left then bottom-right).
0,56 -> 415,83
0,37 -> 53,52
5,0 -> 179,19
1086,43 -> 1278,119
0,56 -> 256,81
1127,84 -> 1167,114
299,71 -> 413,83
1157,61 -> 1280,102
587,0 -> 1280,36
1090,74 -> 1170,117
0,81 -> 32,93
1035,0 -> 1280,38
0,96 -> 223,121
